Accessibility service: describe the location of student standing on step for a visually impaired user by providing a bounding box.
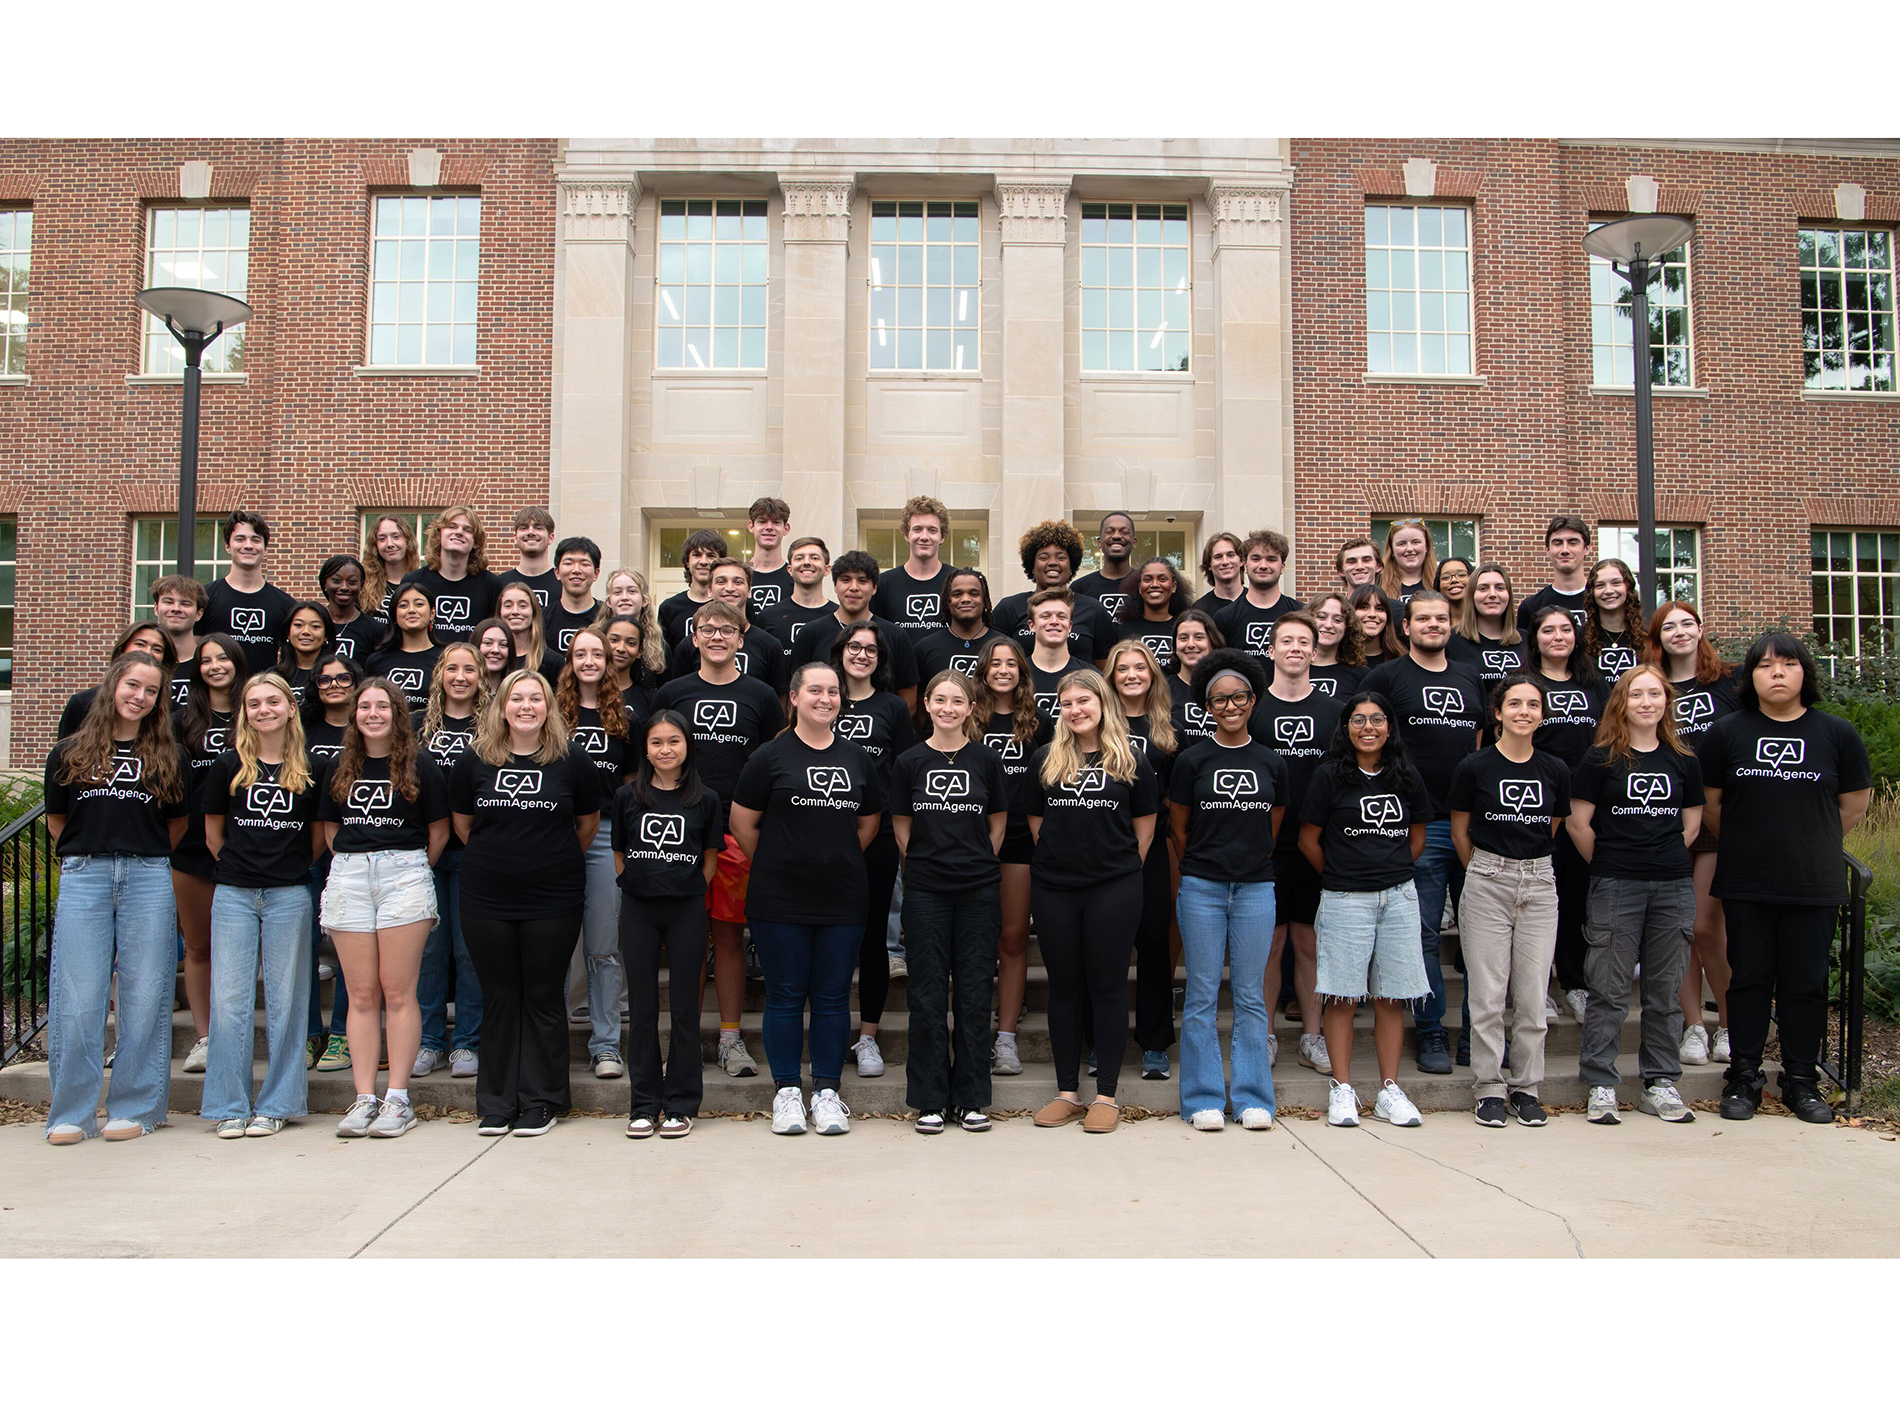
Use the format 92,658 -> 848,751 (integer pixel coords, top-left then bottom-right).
750,536 -> 837,653
974,635 -> 1048,1075
600,568 -> 670,686
1570,666 -> 1704,1127
871,494 -> 953,643
1171,650 -> 1286,1132
1299,693 -> 1430,1130
400,506 -> 499,646
1348,584 -> 1403,668
1582,557 -> 1646,683
57,622 -> 176,738
892,670 -> 1009,1133
1435,556 -> 1473,627
505,506 -> 562,610
1701,634 -> 1871,1126
1449,674 -> 1568,1128
598,612 -> 659,726
1304,592 -> 1366,704
912,568 -> 997,687
200,672 -> 322,1138
197,510 -> 296,680
306,656 -> 359,1070
613,710 -> 723,1138
1074,511 -> 1139,620
1024,589 -> 1091,720
1516,515 -> 1592,633
274,601 -> 335,709
1117,557 -> 1189,667
1447,563 -> 1526,707
1025,668 -> 1160,1136
1166,608 -> 1225,749
788,550 -> 921,711
410,644 -> 485,1081
1214,529 -> 1303,658
1193,530 -> 1245,614
1334,537 -> 1381,591
1648,600 -> 1742,1068
451,671 -> 599,1137
730,662 -> 881,1138
668,559 -> 789,693
363,514 -> 421,620
745,496 -> 794,612
173,634 -> 245,1075
1378,519 -> 1437,615
1108,639 -> 1180,1081
42,654 -> 187,1146
494,579 -> 565,683
543,536 -> 604,657
470,619 -> 514,700
319,556 -> 388,668
316,678 -> 451,1140
992,520 -> 1117,667
657,528 -> 728,651
150,575 -> 206,708
368,584 -> 440,715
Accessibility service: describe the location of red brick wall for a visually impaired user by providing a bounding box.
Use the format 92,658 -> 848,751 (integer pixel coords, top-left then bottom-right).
1288,139 -> 1900,637
0,138 -> 557,767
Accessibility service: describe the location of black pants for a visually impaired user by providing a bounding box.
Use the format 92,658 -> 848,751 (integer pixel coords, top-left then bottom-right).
1722,898 -> 1836,1086
903,882 -> 1001,1113
1034,871 -> 1141,1097
1552,827 -> 1591,994
463,911 -> 583,1121
1134,834 -> 1177,1052
618,892 -> 706,1119
855,833 -> 899,1024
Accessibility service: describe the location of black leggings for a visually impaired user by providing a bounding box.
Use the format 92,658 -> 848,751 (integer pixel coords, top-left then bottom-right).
1133,833 -> 1176,1052
1722,898 -> 1836,1085
463,911 -> 584,1121
1034,871 -> 1142,1097
1553,827 -> 1590,993
856,833 -> 899,1025
618,893 -> 706,1119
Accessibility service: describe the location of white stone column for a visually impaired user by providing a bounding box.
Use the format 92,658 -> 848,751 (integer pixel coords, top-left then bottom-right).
1207,181 -> 1293,572
778,175 -> 855,559
552,176 -> 640,579
995,178 -> 1071,595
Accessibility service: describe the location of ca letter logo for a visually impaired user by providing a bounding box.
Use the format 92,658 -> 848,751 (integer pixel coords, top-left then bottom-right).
1547,689 -> 1589,717
807,766 -> 853,795
246,784 -> 294,817
435,596 -> 471,624
1360,793 -> 1404,829
641,813 -> 685,848
1274,716 -> 1314,744
347,782 -> 394,812
1184,701 -> 1214,733
751,585 -> 781,607
110,756 -> 145,786
495,769 -> 545,799
906,594 -> 940,620
1482,649 -> 1515,672
1677,692 -> 1714,724
1064,768 -> 1108,793
1756,738 -> 1805,770
574,727 -> 609,754
695,700 -> 737,730
986,734 -> 1024,762
230,607 -> 266,635
387,667 -> 423,691
1627,773 -> 1673,805
1498,779 -> 1543,812
1422,686 -> 1465,715
924,769 -> 970,798
1212,768 -> 1259,797
836,714 -> 874,740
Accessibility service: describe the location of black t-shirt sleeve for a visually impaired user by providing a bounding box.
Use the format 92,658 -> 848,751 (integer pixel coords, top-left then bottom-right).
1448,756 -> 1477,814
447,751 -> 476,816
732,743 -> 772,812
1130,758 -> 1160,818
569,747 -> 603,817
417,753 -> 451,824
1300,764 -> 1336,826
1838,718 -> 1874,794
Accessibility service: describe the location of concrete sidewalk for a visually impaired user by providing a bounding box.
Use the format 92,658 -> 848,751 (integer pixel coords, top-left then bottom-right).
2,1111 -> 1894,1258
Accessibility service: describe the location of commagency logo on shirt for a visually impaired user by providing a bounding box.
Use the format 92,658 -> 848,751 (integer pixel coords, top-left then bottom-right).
1129,734 -> 1148,755
836,714 -> 874,741
950,654 -> 979,676
334,636 -> 356,660
1244,622 -> 1274,652
172,680 -> 191,706
429,729 -> 471,757
924,769 -> 970,799
640,812 -> 685,848
230,607 -> 266,635
202,726 -> 229,753
694,700 -> 737,731
530,588 -> 549,607
1566,608 -> 1588,631
1274,715 -> 1314,744
1677,691 -> 1714,725
435,596 -> 472,625
386,666 -> 424,691
495,768 -> 545,800
1480,650 -> 1513,673
1097,594 -> 1127,618
1627,772 -> 1673,806
246,784 -> 295,817
1547,689 -> 1591,718
731,652 -> 752,676
788,621 -> 809,643
1062,768 -> 1109,794
906,594 -> 940,621
1359,793 -> 1404,830
806,766 -> 853,795
1311,675 -> 1338,697
1756,737 -> 1804,770
572,726 -> 609,755
1182,701 -> 1214,734
1498,779 -> 1544,812
556,626 -> 578,652
1598,647 -> 1637,677
110,756 -> 145,786
1034,692 -> 1059,719
347,782 -> 393,813
1422,686 -> 1465,716
1140,634 -> 1173,659
1212,768 -> 1259,798
751,585 -> 781,607
985,734 -> 1025,763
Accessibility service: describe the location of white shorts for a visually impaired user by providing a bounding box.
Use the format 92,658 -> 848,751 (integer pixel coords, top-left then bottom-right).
321,849 -> 437,933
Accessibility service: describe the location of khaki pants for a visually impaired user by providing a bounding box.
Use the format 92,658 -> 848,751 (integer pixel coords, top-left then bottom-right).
1459,849 -> 1558,1101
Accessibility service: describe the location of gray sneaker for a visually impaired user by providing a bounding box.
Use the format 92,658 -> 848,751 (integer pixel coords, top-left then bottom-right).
991,1035 -> 1023,1076
719,1035 -> 759,1078
412,1047 -> 447,1077
449,1048 -> 478,1078
336,1095 -> 381,1138
1637,1079 -> 1696,1123
366,1096 -> 418,1138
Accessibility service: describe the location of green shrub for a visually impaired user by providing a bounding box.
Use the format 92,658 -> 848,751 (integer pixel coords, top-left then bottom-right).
1821,700 -> 1900,796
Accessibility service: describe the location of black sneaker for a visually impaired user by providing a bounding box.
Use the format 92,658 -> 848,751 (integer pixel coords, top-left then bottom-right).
1509,1092 -> 1548,1127
1780,1077 -> 1835,1125
1720,1071 -> 1764,1120
1474,1097 -> 1508,1128
953,1106 -> 992,1132
1455,1036 -> 1471,1067
512,1108 -> 557,1137
477,1115 -> 512,1136
1415,1028 -> 1453,1075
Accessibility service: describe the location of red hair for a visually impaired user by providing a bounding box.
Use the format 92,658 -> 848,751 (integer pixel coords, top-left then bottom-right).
1645,600 -> 1731,686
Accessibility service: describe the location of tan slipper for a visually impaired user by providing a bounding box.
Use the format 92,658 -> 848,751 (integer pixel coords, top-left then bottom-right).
1083,1102 -> 1122,1134
1032,1098 -> 1087,1127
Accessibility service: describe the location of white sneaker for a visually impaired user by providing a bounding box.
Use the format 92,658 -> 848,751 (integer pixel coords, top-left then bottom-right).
1711,1026 -> 1731,1063
1679,1023 -> 1711,1065
366,1096 -> 417,1138
1566,989 -> 1589,1021
336,1094 -> 381,1138
215,1118 -> 249,1139
1638,1079 -> 1696,1123
851,1035 -> 885,1078
1374,1080 -> 1422,1127
1267,1034 -> 1279,1067
771,1086 -> 807,1135
1327,1078 -> 1360,1127
1239,1106 -> 1274,1131
811,1088 -> 851,1135
411,1047 -> 447,1077
1587,1085 -> 1621,1124
1544,994 -> 1561,1022
887,952 -> 908,980
182,1036 -> 209,1073
449,1048 -> 478,1078
1189,1108 -> 1225,1131
1298,1033 -> 1332,1075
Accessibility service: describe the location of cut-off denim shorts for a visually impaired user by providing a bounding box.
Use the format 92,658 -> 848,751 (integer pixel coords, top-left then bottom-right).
320,848 -> 438,933
1314,882 -> 1428,1003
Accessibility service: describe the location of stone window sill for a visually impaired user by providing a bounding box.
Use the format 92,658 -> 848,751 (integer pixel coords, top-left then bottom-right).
1364,372 -> 1487,387
0,374 -> 27,387
125,372 -> 248,386
1588,385 -> 1710,398
353,365 -> 481,378
1801,389 -> 1900,403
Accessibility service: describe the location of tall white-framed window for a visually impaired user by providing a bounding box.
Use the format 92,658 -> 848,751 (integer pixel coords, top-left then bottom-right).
0,209 -> 29,376
656,198 -> 768,371
1812,529 -> 1900,657
144,207 -> 249,374
858,520 -> 988,582
1371,517 -> 1479,563
868,199 -> 979,372
1365,204 -> 1472,375
131,518 -> 230,621
1599,524 -> 1700,608
1072,518 -> 1192,581
1800,227 -> 1896,393
1589,223 -> 1693,387
369,193 -> 481,367
1079,202 -> 1191,373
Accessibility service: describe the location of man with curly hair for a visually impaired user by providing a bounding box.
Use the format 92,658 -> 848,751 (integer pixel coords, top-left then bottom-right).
991,519 -> 1117,666
398,505 -> 499,645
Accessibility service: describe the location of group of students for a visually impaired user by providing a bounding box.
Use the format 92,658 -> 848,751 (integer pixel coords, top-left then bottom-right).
39,501 -> 1870,1145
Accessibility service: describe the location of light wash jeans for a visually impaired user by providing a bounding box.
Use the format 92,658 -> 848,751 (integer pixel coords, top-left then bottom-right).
579,828 -> 624,1058
418,846 -> 479,1053
1176,875 -> 1277,1118
47,855 -> 176,1138
202,884 -> 313,1121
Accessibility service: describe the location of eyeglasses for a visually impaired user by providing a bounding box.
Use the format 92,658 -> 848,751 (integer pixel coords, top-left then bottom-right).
316,673 -> 355,688
842,643 -> 878,658
696,626 -> 738,639
1349,714 -> 1389,728
1206,691 -> 1254,709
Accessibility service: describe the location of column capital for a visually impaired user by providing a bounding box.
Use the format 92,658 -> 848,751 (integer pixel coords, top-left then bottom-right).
1207,180 -> 1290,251
558,175 -> 640,244
779,174 -> 855,243
995,178 -> 1071,245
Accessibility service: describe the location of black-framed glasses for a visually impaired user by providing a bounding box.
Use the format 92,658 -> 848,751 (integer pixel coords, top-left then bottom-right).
316,673 -> 355,687
696,625 -> 739,639
1207,691 -> 1254,709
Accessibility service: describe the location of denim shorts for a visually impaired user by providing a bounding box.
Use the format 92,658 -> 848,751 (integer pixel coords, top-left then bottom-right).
1314,882 -> 1428,1002
321,849 -> 438,933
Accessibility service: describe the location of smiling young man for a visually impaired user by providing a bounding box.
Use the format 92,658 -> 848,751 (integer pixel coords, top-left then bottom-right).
506,506 -> 562,609
1214,529 -> 1303,659
745,497 -> 794,612
196,510 -> 297,679
1023,590 -> 1091,721
1073,511 -> 1138,620
151,574 -> 206,707
668,558 -> 788,694
657,528 -> 729,651
991,520 -> 1117,666
911,568 -> 999,685
871,495 -> 952,644
542,535 -> 604,657
1517,515 -> 1593,633
788,550 -> 921,711
751,535 -> 836,650
1191,531 -> 1245,614
1335,538 -> 1381,592
400,505 -> 499,645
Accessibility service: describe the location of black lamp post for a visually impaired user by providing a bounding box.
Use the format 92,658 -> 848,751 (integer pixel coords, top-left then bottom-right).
1581,215 -> 1696,608
132,287 -> 252,580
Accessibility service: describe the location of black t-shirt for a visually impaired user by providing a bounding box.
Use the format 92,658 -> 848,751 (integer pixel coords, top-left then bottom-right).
399,568 -> 499,645
983,709 -> 1051,820
1215,593 -> 1305,659
316,752 -> 450,854
282,662 -> 321,711
305,719 -> 349,784
1027,655 -> 1091,722
1700,707 -> 1872,905
1120,614 -> 1181,668
992,591 -> 1117,664
330,613 -> 389,666
202,752 -> 319,888
657,590 -> 710,651
752,597 -> 836,651
913,627 -> 1003,685
1671,672 -> 1743,751
1023,746 -> 1161,890
653,672 -> 784,802
1449,746 -> 1571,861
1517,584 -> 1588,636
1589,628 -> 1640,683
197,578 -> 296,679
175,707 -> 234,867
1532,676 -> 1607,768
891,740 -> 1010,894
1169,674 -> 1218,750
734,734 -> 882,925
1191,588 -> 1238,617
1073,569 -> 1133,623
871,566 -> 950,643
1305,663 -> 1367,704
449,747 -> 600,919
787,614 -> 921,692
544,600 -> 603,658
1123,713 -> 1177,807
1573,743 -> 1704,881
746,565 -> 794,622
611,781 -> 724,898
1170,737 -> 1287,883
837,690 -> 915,836
569,705 -> 639,803
1360,656 -> 1485,818
1251,687 -> 1344,850
367,646 -> 437,714
668,626 -> 789,696
1447,631 -> 1527,706
43,738 -> 186,858
414,712 -> 476,850
1300,762 -> 1429,892
506,568 -> 563,611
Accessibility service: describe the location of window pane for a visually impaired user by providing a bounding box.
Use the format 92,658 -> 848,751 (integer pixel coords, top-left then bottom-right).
1081,198 -> 1192,372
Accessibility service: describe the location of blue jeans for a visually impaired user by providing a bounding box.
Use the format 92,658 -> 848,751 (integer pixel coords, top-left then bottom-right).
1176,876 -> 1277,1118
305,854 -> 345,1040
1410,819 -> 1464,1032
203,884 -> 312,1121
47,855 -> 177,1137
750,919 -> 859,1088
579,830 -> 623,1058
418,846 -> 479,1053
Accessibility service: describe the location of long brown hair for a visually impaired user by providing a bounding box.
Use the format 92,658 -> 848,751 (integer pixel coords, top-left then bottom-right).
556,627 -> 630,740
1105,639 -> 1177,755
230,672 -> 312,794
180,633 -> 247,750
1591,665 -> 1688,770
1644,599 -> 1732,685
972,636 -> 1039,748
332,677 -> 423,804
1378,519 -> 1439,598
1584,557 -> 1648,664
494,579 -> 549,672
921,669 -> 986,743
361,514 -> 420,613
1305,592 -> 1365,668
1349,584 -> 1405,660
423,504 -> 489,574
1455,562 -> 1522,646
57,653 -> 183,801
421,642 -> 488,741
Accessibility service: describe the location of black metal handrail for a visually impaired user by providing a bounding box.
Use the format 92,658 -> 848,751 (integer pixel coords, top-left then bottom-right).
1822,852 -> 1871,1113
1,799 -> 57,1068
